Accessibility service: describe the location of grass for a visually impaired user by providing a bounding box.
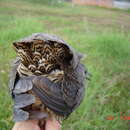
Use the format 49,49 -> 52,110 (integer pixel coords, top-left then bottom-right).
0,0 -> 130,130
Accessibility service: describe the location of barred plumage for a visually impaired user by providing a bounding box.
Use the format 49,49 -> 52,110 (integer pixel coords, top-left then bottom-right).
13,34 -> 72,124
14,38 -> 70,77
10,33 -> 87,128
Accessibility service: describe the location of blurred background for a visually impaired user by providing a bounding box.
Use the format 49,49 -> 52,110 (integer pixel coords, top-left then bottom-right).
0,0 -> 130,130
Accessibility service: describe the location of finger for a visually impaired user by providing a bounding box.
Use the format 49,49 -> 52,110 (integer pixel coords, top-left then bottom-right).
12,120 -> 40,130
45,118 -> 61,130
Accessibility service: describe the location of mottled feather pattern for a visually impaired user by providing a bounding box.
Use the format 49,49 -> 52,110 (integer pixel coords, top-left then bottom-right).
9,33 -> 88,124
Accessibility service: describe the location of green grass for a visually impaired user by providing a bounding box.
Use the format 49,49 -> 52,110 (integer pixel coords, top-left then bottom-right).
0,0 -> 130,130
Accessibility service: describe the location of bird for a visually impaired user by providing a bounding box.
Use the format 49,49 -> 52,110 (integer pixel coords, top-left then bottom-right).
9,33 -> 88,127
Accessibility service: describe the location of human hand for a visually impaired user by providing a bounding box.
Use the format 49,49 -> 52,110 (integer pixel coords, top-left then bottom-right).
12,120 -> 40,130
45,118 -> 61,130
12,119 -> 61,130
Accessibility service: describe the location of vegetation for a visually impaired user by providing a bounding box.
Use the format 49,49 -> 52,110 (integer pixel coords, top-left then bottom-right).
0,0 -> 130,129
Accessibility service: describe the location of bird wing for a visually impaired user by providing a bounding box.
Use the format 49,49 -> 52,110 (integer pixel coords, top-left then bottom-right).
9,58 -> 75,118
32,76 -> 73,117
9,57 -> 20,97
9,58 -> 33,97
